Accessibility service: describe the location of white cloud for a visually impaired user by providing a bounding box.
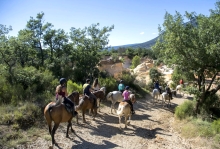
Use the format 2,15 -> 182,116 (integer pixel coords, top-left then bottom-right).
140,32 -> 144,35
152,33 -> 156,35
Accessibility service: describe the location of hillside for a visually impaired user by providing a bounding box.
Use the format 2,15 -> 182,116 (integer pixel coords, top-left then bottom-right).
111,36 -> 159,50
111,18 -> 197,50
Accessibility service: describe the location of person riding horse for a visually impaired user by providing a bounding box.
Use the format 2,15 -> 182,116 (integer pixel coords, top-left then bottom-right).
56,78 -> 78,116
165,84 -> 173,99
118,80 -> 125,93
93,78 -> 101,91
122,86 -> 135,114
83,79 -> 98,108
154,80 -> 162,94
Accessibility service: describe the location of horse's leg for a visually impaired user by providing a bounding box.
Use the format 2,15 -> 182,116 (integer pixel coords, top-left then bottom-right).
76,114 -> 79,124
119,115 -> 121,128
93,108 -> 97,120
82,110 -> 86,123
66,119 -> 75,138
113,102 -> 117,113
51,123 -> 59,145
46,119 -> 52,135
110,102 -> 114,114
125,115 -> 127,128
98,98 -> 101,112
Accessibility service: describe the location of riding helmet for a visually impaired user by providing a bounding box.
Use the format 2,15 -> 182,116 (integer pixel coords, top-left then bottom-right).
120,80 -> 123,83
125,86 -> 129,90
59,78 -> 67,85
86,79 -> 90,83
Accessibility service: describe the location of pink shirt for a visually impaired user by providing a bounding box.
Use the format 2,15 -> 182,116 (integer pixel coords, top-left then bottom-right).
122,90 -> 130,100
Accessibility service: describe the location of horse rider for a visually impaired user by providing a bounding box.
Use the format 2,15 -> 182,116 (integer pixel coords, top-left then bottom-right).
92,78 -> 101,91
83,79 -> 98,108
122,86 -> 135,114
56,78 -> 78,116
165,84 -> 173,99
154,80 -> 162,94
118,80 -> 125,93
179,78 -> 184,87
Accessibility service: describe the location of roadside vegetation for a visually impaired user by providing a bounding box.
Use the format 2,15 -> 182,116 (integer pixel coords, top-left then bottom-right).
152,1 -> 220,145
1,1 -> 220,148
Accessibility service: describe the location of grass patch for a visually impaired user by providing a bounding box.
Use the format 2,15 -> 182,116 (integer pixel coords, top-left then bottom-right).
174,117 -> 220,147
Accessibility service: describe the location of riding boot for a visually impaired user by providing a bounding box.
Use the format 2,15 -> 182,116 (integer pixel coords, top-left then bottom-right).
72,110 -> 78,117
93,98 -> 98,108
169,93 -> 173,99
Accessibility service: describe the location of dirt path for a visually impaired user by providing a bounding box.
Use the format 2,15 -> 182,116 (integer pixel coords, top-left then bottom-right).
17,94 -> 210,149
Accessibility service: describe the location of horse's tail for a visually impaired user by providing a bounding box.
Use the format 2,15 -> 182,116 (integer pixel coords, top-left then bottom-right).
106,92 -> 113,101
117,104 -> 125,115
47,105 -> 54,120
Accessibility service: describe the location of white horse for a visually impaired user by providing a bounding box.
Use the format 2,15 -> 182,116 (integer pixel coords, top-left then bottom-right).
176,85 -> 184,96
106,91 -> 124,113
161,92 -> 171,107
116,94 -> 136,128
152,89 -> 161,104
106,91 -> 135,114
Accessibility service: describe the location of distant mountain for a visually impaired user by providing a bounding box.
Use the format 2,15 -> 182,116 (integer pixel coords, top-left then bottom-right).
110,36 -> 159,50
110,18 -> 197,50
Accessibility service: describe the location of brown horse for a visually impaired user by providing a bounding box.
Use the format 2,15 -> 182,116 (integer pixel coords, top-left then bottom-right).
44,91 -> 79,145
75,90 -> 105,123
93,88 -> 106,112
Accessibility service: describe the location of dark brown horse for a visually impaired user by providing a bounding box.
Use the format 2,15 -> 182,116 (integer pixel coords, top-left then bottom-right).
94,88 -> 106,112
44,91 -> 79,145
75,90 -> 105,123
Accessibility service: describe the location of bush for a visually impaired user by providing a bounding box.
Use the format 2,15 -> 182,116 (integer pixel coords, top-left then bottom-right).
67,80 -> 83,94
13,103 -> 42,129
212,119 -> 220,133
99,77 -> 117,94
175,100 -> 195,119
131,55 -> 140,69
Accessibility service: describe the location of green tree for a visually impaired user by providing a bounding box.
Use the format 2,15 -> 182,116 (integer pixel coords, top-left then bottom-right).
69,23 -> 114,82
131,55 -> 140,69
153,1 -> 220,113
25,12 -> 54,66
149,67 -> 162,82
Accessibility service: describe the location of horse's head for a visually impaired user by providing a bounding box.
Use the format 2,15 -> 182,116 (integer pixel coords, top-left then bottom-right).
68,91 -> 79,105
100,87 -> 106,95
93,90 -> 105,100
130,94 -> 136,104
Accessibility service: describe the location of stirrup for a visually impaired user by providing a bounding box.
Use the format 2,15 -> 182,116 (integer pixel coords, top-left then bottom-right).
72,111 -> 78,117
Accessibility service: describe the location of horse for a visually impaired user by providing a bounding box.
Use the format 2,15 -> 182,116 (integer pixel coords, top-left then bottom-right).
44,91 -> 79,145
161,92 -> 171,107
152,88 -> 161,104
116,94 -> 136,128
75,94 -> 100,123
106,91 -> 124,113
95,87 -> 106,112
176,84 -> 184,96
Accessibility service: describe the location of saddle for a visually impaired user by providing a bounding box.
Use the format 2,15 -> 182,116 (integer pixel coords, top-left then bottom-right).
84,95 -> 94,103
62,102 -> 73,113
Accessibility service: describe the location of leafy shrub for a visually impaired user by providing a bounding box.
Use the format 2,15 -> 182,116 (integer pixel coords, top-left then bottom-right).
99,77 -> 117,94
13,103 -> 42,129
212,119 -> 220,133
67,80 -> 83,94
131,55 -> 140,69
149,67 -> 162,82
175,100 -> 195,119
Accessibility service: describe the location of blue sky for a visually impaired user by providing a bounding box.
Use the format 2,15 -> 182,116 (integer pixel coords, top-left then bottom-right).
0,0 -> 218,46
